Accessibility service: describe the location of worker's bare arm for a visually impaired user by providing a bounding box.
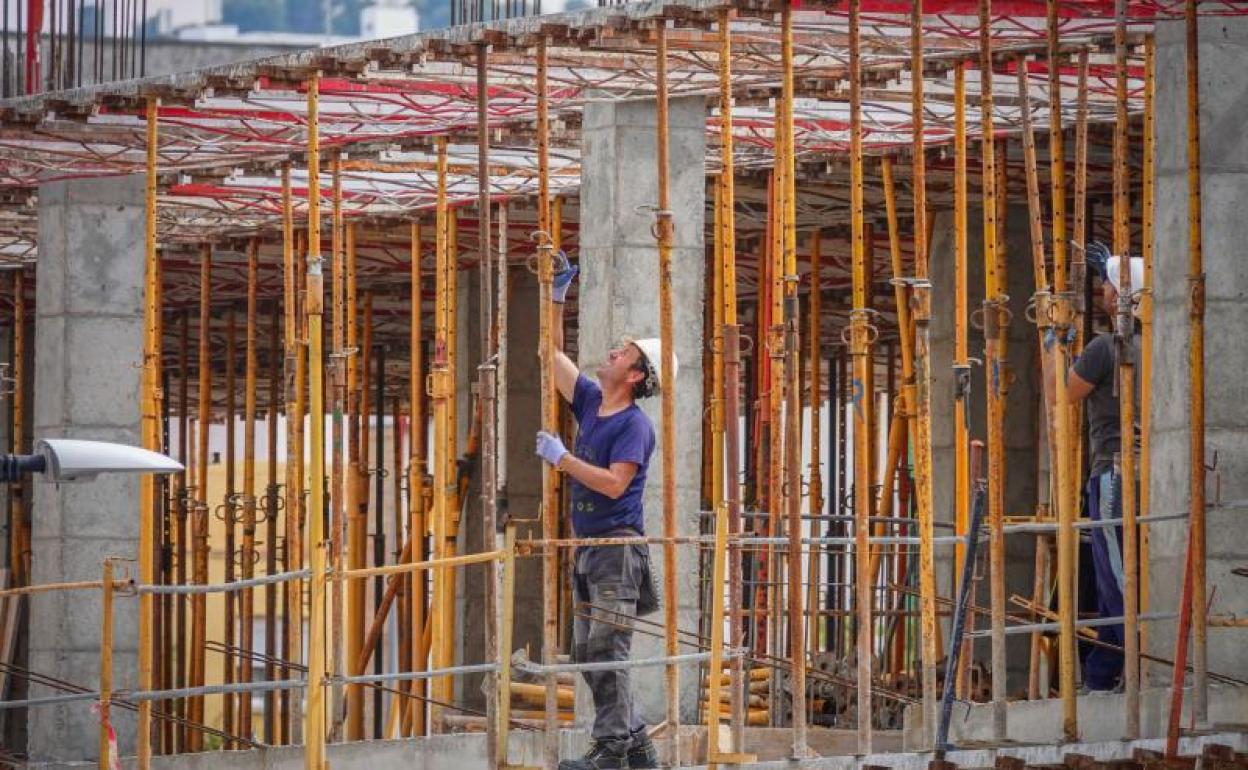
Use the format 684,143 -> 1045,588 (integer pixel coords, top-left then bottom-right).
557,457 -> 638,500
553,305 -> 578,402
1066,369 -> 1096,403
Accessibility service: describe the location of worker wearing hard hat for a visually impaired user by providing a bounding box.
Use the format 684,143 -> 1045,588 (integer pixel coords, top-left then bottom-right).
1059,241 -> 1144,692
534,254 -> 668,770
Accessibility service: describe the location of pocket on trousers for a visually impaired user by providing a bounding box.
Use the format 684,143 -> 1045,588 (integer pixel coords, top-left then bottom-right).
634,546 -> 661,617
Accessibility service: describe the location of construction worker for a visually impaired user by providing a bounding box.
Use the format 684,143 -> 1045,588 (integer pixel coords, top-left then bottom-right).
534,255 -> 666,770
1056,241 -> 1143,692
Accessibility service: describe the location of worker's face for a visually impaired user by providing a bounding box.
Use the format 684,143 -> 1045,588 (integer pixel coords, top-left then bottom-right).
597,342 -> 645,391
1101,280 -> 1118,317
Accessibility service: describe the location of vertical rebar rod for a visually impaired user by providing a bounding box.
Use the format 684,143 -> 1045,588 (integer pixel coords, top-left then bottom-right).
304,69 -> 328,770
137,94 -> 158,768
654,20 -> 681,758
1185,0 -> 1208,724
1112,0 -> 1139,739
848,0 -> 873,753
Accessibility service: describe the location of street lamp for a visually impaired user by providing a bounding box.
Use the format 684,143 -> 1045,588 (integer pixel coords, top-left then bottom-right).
0,438 -> 183,483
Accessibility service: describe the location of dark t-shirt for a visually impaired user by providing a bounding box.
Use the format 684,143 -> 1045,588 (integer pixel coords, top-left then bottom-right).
1071,332 -> 1140,476
568,374 -> 656,537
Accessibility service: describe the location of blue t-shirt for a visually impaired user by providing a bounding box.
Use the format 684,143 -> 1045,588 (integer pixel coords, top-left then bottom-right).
569,374 -> 655,537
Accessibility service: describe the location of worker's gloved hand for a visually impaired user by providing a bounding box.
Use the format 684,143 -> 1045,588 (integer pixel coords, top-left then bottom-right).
552,252 -> 579,304
535,430 -> 569,468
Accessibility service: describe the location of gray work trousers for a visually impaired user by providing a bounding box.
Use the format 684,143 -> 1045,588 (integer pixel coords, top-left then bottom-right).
572,541 -> 648,740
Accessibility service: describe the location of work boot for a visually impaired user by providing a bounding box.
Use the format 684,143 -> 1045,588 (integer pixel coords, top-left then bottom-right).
627,729 -> 660,768
557,737 -> 631,770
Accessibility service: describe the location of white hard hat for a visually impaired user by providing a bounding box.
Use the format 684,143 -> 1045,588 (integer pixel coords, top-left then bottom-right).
629,337 -> 678,397
1106,255 -> 1145,294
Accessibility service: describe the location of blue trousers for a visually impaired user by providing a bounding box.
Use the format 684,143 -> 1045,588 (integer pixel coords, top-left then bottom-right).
1082,470 -> 1125,690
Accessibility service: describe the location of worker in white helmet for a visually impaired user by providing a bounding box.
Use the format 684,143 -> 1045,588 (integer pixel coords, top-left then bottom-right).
533,253 -> 671,770
1049,240 -> 1144,692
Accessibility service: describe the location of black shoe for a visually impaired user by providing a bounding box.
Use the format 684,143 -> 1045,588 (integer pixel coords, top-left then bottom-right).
558,738 -> 631,770
627,730 -> 660,769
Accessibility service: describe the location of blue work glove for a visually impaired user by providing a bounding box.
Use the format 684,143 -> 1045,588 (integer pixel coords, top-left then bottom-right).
552,252 -> 578,304
535,430 -> 569,468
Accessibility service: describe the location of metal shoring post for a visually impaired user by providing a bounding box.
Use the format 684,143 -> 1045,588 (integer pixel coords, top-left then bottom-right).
910,0 -> 938,747
475,41 -> 501,769
495,202 -> 511,751
654,20 -> 682,761
716,8 -> 749,753
7,182 -> 25,585
1112,0 -> 1140,738
849,0 -> 873,752
1138,35 -> 1156,684
432,136 -> 452,735
1017,52 -> 1054,707
1185,0 -> 1208,725
241,238 -> 260,743
304,68 -> 329,770
951,62 -> 975,701
408,220 -> 428,737
330,147 -> 352,745
497,519 -> 517,764
346,222 -> 366,743
189,243 -> 211,753
224,308 -> 239,743
978,0 -> 1009,741
99,559 -> 116,770
174,307 -> 189,752
1068,50 -> 1089,532
706,176 -> 728,755
137,94 -> 159,768
880,154 -> 916,554
806,232 -> 823,660
534,35 -> 560,770
778,0 -> 808,757
266,305 -> 282,743
281,161 -> 304,746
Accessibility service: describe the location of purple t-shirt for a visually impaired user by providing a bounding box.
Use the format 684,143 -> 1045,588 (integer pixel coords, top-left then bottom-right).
569,374 -> 655,537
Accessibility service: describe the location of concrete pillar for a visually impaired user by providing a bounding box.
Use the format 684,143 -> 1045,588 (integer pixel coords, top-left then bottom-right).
928,204 -> 1040,694
578,96 -> 706,724
29,175 -> 146,761
1149,16 -> 1248,686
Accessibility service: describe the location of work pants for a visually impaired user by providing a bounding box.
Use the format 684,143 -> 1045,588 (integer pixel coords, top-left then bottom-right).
572,541 -> 649,740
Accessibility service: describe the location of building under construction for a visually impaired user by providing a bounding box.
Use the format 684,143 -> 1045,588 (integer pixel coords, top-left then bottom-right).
0,0 -> 1246,768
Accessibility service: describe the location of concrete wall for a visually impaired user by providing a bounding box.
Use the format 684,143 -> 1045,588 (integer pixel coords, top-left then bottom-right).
928,205 -> 1041,694
29,175 -> 146,761
1149,15 -> 1248,687
578,95 -> 706,724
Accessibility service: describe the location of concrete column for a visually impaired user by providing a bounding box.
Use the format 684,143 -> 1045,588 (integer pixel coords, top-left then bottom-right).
1150,16 -> 1248,686
578,96 -> 706,724
928,204 -> 1040,694
29,175 -> 146,761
